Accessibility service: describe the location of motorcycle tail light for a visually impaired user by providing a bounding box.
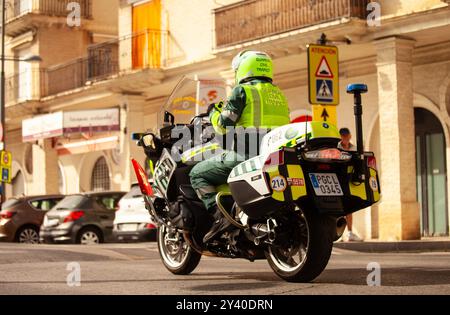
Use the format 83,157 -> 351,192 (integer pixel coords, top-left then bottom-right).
131,159 -> 154,196
367,156 -> 377,170
304,148 -> 352,162
263,150 -> 284,170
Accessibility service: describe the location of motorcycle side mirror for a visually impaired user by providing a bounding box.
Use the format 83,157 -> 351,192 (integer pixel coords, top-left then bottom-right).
141,133 -> 157,150
164,111 -> 175,126
131,133 -> 144,145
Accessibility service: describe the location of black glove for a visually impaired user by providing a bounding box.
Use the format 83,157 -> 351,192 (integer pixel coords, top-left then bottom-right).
207,101 -> 224,115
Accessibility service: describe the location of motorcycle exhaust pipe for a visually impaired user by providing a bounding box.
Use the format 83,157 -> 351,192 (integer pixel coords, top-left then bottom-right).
334,216 -> 347,241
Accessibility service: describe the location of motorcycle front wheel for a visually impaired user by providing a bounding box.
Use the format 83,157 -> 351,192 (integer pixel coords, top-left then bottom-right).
265,207 -> 334,283
157,225 -> 201,275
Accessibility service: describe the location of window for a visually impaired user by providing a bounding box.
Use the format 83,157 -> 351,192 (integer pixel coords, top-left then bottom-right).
132,0 -> 162,69
96,194 -> 122,211
56,195 -> 89,210
29,198 -> 62,211
91,157 -> 110,192
122,184 -> 142,200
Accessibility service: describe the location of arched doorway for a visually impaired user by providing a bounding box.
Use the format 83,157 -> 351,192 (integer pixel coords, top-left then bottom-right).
12,170 -> 25,197
91,157 -> 111,192
415,108 -> 449,236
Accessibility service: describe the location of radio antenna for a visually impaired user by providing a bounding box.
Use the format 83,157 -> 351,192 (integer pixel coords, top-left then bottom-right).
305,116 -> 310,146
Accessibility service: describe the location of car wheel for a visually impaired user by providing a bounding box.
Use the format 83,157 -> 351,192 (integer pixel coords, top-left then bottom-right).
17,226 -> 40,244
77,227 -> 103,245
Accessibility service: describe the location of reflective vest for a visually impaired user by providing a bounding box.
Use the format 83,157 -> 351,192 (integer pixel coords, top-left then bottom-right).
238,82 -> 290,129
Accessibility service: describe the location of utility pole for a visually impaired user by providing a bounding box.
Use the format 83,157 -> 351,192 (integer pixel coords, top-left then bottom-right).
1,0 -> 6,203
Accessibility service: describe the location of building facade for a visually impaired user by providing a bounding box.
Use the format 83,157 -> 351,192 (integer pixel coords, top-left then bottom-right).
3,0 -> 450,241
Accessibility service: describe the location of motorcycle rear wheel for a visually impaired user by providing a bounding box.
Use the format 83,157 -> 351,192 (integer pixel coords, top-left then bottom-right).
157,225 -> 201,275
265,207 -> 334,283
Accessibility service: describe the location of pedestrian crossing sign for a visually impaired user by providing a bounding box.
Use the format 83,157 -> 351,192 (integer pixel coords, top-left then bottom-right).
308,44 -> 339,105
316,79 -> 333,103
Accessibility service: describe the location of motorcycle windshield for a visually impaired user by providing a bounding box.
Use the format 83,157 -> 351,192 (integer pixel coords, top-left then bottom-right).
159,76 -> 229,129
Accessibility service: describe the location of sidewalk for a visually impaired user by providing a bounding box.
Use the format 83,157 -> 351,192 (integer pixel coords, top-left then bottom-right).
334,237 -> 450,253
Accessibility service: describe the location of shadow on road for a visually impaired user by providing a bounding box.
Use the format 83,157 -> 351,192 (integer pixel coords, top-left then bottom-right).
1,268 -> 449,290
316,267 -> 450,286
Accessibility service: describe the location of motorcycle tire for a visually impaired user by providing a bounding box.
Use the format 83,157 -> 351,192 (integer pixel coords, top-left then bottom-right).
157,226 -> 202,275
265,208 -> 335,283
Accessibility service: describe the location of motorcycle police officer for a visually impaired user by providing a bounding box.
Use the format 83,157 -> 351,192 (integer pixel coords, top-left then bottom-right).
189,50 -> 291,243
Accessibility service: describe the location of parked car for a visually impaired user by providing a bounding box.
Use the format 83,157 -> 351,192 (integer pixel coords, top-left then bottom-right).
40,191 -> 125,245
0,195 -> 65,244
113,183 -> 157,242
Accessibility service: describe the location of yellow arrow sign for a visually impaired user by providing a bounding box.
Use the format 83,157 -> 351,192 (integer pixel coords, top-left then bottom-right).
312,105 -> 337,126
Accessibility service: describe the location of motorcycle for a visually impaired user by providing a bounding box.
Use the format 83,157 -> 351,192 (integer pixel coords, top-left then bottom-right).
131,77 -> 380,282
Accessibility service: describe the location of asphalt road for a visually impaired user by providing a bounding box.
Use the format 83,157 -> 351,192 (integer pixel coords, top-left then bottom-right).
0,242 -> 449,295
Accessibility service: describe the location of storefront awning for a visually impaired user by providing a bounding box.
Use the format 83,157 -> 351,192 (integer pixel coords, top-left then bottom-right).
22,107 -> 120,142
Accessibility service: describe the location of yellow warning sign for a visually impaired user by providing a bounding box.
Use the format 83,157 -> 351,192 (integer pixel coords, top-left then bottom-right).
312,105 -> 337,126
0,151 -> 12,184
308,44 -> 339,105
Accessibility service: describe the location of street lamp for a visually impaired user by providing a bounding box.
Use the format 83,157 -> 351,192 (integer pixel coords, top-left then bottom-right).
1,0 -> 42,202
2,55 -> 43,62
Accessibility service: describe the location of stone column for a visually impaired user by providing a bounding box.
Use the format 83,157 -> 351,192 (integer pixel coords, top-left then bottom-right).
374,37 -> 421,240
117,96 -> 146,192
30,139 -> 60,195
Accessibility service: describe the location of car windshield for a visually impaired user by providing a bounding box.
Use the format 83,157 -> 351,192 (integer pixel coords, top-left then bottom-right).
122,185 -> 142,199
55,195 -> 89,210
1,198 -> 20,210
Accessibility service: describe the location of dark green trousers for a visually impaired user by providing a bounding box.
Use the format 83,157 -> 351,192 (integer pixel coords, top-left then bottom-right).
189,151 -> 242,210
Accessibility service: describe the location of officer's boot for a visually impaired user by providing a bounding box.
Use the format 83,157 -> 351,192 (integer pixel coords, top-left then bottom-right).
203,206 -> 232,243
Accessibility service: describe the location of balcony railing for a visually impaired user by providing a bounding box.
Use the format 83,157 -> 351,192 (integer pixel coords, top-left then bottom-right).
214,0 -> 369,47
46,41 -> 119,96
5,29 -> 169,103
6,0 -> 91,21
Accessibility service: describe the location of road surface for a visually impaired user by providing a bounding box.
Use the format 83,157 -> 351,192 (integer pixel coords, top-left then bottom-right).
0,243 -> 449,295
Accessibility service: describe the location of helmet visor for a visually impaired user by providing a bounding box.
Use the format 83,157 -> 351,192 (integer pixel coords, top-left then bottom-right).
231,50 -> 250,71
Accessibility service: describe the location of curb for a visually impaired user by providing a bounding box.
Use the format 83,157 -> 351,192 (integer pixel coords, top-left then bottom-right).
334,241 -> 450,253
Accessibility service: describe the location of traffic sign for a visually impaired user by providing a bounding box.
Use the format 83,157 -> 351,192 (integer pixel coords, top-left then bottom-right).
312,105 -> 337,126
0,151 -> 12,184
308,44 -> 339,105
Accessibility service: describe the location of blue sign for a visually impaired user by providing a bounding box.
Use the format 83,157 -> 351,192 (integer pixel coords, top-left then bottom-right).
316,79 -> 333,103
2,168 -> 9,182
309,174 -> 319,188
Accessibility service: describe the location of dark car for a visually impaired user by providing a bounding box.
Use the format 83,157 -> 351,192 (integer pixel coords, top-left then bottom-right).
0,195 -> 65,243
40,191 -> 125,245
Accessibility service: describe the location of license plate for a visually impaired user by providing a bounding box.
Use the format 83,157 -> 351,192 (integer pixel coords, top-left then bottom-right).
120,224 -> 138,232
309,173 -> 343,196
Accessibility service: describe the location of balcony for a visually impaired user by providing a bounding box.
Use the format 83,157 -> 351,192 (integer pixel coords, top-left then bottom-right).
45,40 -> 119,96
214,0 -> 369,48
5,29 -> 169,104
5,0 -> 92,36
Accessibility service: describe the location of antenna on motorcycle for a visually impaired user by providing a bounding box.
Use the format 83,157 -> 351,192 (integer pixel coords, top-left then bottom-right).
305,115 -> 309,146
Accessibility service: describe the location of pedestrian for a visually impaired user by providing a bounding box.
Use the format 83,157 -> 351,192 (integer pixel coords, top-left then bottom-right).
338,127 -> 362,242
